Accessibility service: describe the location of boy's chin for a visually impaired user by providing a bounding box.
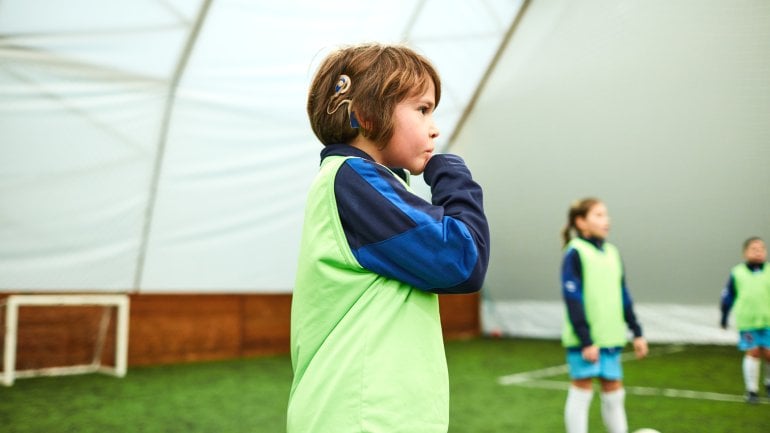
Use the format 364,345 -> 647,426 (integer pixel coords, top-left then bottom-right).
402,162 -> 424,175
409,158 -> 432,175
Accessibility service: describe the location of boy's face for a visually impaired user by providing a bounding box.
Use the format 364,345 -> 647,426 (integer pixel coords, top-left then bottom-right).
575,202 -> 610,240
381,80 -> 439,175
744,240 -> 767,263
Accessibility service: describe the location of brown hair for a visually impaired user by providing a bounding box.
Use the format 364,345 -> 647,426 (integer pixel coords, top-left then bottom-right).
743,236 -> 764,251
561,197 -> 602,247
307,43 -> 441,147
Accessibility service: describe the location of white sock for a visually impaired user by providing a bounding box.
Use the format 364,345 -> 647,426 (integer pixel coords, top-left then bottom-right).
743,355 -> 760,393
600,388 -> 627,433
565,386 -> 593,433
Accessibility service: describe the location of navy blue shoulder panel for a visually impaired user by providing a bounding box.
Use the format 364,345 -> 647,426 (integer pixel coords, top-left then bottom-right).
336,159 -> 442,250
333,154 -> 489,293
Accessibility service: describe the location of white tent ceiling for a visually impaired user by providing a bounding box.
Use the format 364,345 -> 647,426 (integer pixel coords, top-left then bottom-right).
0,0 -> 524,292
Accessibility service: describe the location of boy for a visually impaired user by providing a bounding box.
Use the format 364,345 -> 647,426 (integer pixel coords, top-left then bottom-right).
288,43 -> 490,432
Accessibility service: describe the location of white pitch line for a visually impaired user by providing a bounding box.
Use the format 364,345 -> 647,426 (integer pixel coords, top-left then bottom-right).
509,380 -> 768,405
624,385 -> 759,404
498,345 -> 685,386
498,364 -> 570,385
494,345 -> 766,404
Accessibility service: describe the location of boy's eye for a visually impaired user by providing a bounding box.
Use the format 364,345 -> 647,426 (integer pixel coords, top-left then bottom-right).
419,106 -> 429,114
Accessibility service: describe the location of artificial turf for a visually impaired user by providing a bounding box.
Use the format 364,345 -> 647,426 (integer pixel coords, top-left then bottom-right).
1,338 -> 767,432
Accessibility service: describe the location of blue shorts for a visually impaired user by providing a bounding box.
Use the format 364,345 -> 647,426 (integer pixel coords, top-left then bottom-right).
738,328 -> 770,351
566,347 -> 623,381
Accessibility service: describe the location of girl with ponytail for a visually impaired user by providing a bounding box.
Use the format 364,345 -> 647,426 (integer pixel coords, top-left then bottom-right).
560,197 -> 648,433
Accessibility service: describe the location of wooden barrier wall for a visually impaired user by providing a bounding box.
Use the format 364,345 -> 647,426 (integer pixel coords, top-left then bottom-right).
0,293 -> 479,370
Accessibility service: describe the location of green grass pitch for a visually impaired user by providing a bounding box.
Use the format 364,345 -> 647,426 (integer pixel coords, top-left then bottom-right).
1,338 -> 767,432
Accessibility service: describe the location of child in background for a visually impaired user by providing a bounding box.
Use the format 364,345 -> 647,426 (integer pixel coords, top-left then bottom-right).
288,43 -> 490,433
560,198 -> 648,433
720,236 -> 770,404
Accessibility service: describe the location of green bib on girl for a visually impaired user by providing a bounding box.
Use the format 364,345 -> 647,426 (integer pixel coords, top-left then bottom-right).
562,238 -> 628,348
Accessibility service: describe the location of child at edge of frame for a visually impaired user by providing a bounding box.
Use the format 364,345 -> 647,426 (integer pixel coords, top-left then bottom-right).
287,42 -> 491,433
720,236 -> 770,404
560,197 -> 649,433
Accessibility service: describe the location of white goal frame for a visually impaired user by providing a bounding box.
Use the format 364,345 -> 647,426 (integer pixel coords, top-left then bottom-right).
1,294 -> 130,386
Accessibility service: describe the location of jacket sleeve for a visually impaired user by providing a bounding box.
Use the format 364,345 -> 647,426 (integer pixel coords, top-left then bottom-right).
334,154 -> 489,294
621,273 -> 643,338
720,274 -> 736,327
561,248 -> 593,347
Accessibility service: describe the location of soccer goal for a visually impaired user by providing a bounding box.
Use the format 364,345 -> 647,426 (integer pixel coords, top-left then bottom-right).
1,294 -> 130,386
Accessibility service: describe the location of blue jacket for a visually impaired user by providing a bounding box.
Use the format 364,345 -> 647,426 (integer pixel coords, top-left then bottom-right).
322,144 -> 490,293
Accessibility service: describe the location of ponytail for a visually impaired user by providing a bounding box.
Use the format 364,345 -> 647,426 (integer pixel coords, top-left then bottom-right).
561,223 -> 573,248
562,197 -> 601,247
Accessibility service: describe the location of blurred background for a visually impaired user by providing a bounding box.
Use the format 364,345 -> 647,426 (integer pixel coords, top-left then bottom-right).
1,0 -> 769,365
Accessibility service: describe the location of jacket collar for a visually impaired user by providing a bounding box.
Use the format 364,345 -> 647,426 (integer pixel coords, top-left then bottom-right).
319,143 -> 409,183
320,143 -> 373,162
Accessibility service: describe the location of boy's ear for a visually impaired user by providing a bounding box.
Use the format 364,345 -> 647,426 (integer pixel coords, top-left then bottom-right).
351,111 -> 372,130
